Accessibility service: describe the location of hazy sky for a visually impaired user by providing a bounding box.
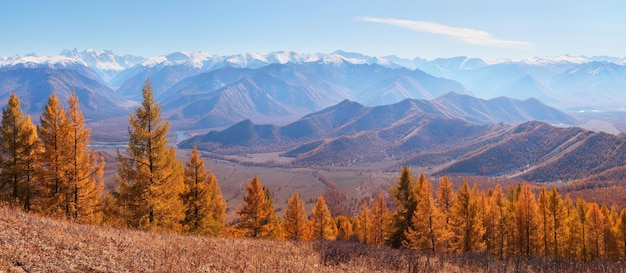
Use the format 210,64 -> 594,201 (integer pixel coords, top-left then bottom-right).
2,0 -> 625,60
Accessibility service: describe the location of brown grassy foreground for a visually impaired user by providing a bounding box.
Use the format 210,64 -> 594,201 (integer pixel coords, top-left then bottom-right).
1,203 -> 624,273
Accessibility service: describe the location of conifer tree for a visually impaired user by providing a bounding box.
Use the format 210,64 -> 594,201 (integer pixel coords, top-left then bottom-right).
0,94 -> 41,211
19,116 -> 41,212
504,185 -> 521,257
537,187 -> 551,257
38,93 -> 70,216
563,195 -> 581,261
435,175 -> 456,252
600,205 -> 619,259
369,192 -> 388,247
449,181 -> 485,253
181,145 -> 225,235
334,215 -> 353,240
65,91 -> 105,223
478,191 -> 489,251
282,190 -> 307,240
114,79 -> 184,231
575,197 -> 590,261
310,196 -> 337,240
488,184 -> 508,258
482,189 -> 496,255
547,187 -> 567,259
355,202 -> 370,244
263,185 -> 283,239
388,166 -> 417,248
237,175 -> 278,238
515,184 -> 538,257
586,202 -> 604,260
404,174 -> 438,252
618,208 -> 626,259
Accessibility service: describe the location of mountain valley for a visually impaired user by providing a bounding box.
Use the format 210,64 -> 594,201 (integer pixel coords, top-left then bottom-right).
3,49 -> 626,192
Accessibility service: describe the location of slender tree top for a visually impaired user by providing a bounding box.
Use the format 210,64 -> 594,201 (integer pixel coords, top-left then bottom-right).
125,79 -> 171,159
3,93 -> 23,121
1,94 -> 27,144
137,79 -> 162,126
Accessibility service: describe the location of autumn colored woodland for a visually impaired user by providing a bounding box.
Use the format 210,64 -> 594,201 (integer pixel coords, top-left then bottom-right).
2,80 -> 626,264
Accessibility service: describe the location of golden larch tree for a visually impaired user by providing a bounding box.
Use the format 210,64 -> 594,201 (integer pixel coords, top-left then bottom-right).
335,215 -> 353,240
482,188 -> 496,255
547,187 -> 568,259
181,145 -> 226,235
19,116 -> 41,212
0,94 -> 41,211
369,192 -> 389,247
65,92 -> 105,223
310,195 -> 337,240
585,202 -> 604,260
435,175 -> 456,252
114,79 -> 185,231
563,195 -> 581,261
262,185 -> 283,239
600,205 -> 620,259
573,197 -> 589,261
282,190 -> 308,240
404,173 -> 439,252
536,186 -> 551,257
503,185 -> 521,258
38,93 -> 70,217
355,201 -> 370,244
618,208 -> 626,259
449,181 -> 485,253
478,191 -> 489,252
237,175 -> 279,238
487,184 -> 509,258
515,184 -> 538,257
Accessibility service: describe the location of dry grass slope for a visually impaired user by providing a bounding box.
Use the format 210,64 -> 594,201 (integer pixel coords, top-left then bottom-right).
0,203 -> 418,272
1,203 -> 624,273
0,203 -> 323,272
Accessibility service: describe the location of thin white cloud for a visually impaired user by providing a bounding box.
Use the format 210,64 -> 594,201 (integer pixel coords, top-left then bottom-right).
360,17 -> 534,49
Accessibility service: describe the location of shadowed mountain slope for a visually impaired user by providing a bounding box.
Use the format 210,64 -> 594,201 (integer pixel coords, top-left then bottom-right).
0,66 -> 130,119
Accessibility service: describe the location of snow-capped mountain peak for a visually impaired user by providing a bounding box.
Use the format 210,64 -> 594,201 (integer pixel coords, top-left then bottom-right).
59,48 -> 144,71
0,53 -> 82,68
517,55 -> 591,65
137,50 -> 405,71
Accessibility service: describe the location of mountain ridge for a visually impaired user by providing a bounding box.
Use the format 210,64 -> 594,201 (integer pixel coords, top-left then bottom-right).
179,93 -> 575,151
173,94 -> 626,183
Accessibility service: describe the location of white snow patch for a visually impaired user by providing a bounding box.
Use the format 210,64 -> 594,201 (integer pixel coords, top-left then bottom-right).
520,55 -> 591,65
142,56 -> 168,67
589,67 -> 603,78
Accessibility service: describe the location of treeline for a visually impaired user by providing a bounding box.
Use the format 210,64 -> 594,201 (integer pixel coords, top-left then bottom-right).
1,80 -> 626,264
378,167 -> 626,262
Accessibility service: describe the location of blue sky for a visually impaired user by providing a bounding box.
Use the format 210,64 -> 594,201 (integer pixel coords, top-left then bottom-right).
2,0 -> 625,60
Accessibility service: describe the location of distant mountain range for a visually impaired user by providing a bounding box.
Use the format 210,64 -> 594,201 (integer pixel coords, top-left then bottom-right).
2,48 -> 626,130
158,62 -> 467,128
3,49 -> 626,181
